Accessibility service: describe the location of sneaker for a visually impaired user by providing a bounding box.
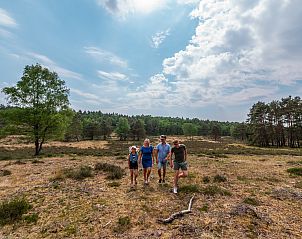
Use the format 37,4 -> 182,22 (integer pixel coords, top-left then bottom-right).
173,187 -> 178,194
162,179 -> 165,183
158,179 -> 162,183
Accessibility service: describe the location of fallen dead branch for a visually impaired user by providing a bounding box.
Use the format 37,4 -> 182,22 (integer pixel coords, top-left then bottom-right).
157,194 -> 195,224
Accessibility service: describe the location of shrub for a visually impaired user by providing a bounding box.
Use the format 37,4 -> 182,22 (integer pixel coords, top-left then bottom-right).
287,167 -> 302,176
64,166 -> 93,180
213,174 -> 227,183
50,166 -> 93,181
0,198 -> 31,225
179,184 -> 200,193
199,204 -> 209,212
23,213 -> 39,224
242,197 -> 260,206
201,185 -> 232,196
0,169 -> 11,176
95,162 -> 124,180
113,216 -> 131,233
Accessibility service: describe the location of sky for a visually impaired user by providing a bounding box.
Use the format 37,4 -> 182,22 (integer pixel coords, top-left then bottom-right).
0,0 -> 302,122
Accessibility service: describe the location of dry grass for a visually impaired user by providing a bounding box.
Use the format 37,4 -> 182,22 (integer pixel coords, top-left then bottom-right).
0,137 -> 302,238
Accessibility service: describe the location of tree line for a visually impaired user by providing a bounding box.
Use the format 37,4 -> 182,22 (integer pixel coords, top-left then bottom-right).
0,64 -> 301,155
246,96 -> 302,147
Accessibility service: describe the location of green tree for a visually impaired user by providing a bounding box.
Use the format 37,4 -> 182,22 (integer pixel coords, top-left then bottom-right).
100,117 -> 112,140
182,123 -> 197,140
130,119 -> 146,141
2,64 -> 70,155
65,112 -> 83,141
211,124 -> 221,141
115,117 -> 130,140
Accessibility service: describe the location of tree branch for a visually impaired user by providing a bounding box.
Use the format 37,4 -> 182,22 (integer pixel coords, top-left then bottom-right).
157,194 -> 195,224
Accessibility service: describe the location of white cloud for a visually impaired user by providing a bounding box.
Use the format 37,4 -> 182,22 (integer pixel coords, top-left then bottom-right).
97,70 -> 127,81
0,8 -> 17,28
97,0 -> 168,19
28,52 -> 83,80
151,29 -> 170,48
127,74 -> 173,108
139,0 -> 302,108
84,46 -> 128,68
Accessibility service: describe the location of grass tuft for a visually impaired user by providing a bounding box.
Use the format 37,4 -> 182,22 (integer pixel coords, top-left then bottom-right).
242,197 -> 260,206
0,197 -> 31,225
113,216 -> 131,233
179,184 -> 200,193
213,174 -> 227,183
95,162 -> 124,180
287,167 -> 302,176
201,185 -> 232,196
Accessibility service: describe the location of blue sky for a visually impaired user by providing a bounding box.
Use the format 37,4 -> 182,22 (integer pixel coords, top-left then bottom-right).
1,0 -> 302,122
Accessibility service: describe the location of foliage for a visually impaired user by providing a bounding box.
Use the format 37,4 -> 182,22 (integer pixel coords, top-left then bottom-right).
2,64 -> 71,155
65,112 -> 83,141
0,197 -> 31,225
115,117 -> 130,140
213,174 -> 227,182
95,162 -> 125,179
242,197 -> 260,206
182,123 -> 197,140
287,167 -> 302,176
178,184 -> 200,193
23,213 -> 39,224
247,96 -> 302,147
113,216 -> 131,233
201,185 -> 232,196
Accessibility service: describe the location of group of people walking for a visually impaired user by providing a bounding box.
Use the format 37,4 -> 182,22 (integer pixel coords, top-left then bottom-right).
128,135 -> 188,194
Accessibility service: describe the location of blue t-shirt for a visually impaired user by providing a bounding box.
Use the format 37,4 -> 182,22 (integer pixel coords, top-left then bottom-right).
140,146 -> 153,161
156,143 -> 171,161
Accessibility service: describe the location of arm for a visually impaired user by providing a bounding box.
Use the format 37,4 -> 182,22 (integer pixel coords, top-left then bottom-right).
139,151 -> 142,165
128,154 -> 130,168
170,150 -> 173,168
184,147 -> 187,161
155,148 -> 158,164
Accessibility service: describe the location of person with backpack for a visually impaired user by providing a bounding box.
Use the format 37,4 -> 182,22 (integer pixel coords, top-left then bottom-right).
128,146 -> 139,187
170,139 -> 188,194
139,138 -> 154,185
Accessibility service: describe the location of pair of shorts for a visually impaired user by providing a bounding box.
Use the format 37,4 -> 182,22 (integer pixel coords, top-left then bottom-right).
157,159 -> 167,169
174,161 -> 187,171
129,162 -> 138,170
142,159 -> 152,169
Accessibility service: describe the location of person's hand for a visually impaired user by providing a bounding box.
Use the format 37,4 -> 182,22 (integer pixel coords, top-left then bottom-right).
156,159 -> 158,164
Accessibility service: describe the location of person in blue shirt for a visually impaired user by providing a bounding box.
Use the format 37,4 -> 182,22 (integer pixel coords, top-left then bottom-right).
155,135 -> 171,183
139,138 -> 155,185
128,146 -> 138,187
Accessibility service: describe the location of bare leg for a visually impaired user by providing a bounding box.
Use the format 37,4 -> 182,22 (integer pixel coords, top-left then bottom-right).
158,169 -> 162,181
147,167 -> 151,182
163,165 -> 166,181
130,170 -> 134,186
143,168 -> 147,182
174,170 -> 179,188
134,169 -> 138,184
178,170 -> 188,178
